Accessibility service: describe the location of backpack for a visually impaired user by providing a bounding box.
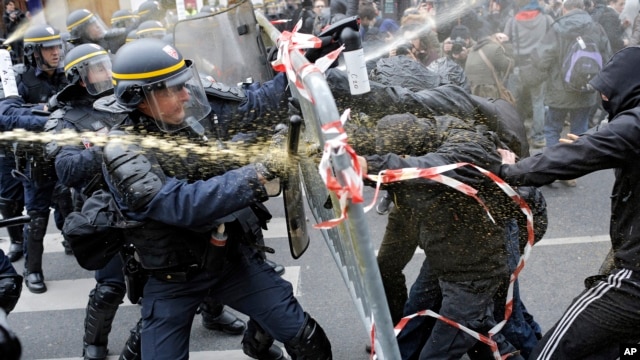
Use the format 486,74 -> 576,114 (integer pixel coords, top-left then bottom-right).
561,36 -> 603,92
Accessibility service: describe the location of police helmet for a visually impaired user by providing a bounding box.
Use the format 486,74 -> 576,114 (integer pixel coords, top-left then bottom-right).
137,0 -> 164,23
136,20 -> 166,39
66,9 -> 109,44
126,29 -> 138,43
23,24 -> 65,71
64,43 -> 113,96
111,38 -> 210,132
111,9 -> 140,29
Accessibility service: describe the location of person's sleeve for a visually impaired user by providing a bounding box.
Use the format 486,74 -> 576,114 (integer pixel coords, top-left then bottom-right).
136,165 -> 268,229
55,145 -> 103,189
499,114 -> 640,186
236,72 -> 288,121
531,27 -> 557,72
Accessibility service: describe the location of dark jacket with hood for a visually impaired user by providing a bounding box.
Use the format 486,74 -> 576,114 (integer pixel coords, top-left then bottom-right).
500,46 -> 640,272
325,67 -> 536,281
531,8 -> 611,109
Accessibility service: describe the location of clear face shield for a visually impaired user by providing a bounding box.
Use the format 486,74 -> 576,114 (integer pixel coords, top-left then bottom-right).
137,26 -> 166,39
34,43 -> 65,72
141,64 -> 211,133
78,15 -> 108,42
77,54 -> 113,96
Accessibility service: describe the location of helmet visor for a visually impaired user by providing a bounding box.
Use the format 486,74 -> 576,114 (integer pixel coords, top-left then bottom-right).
72,15 -> 108,42
142,64 -> 211,133
35,44 -> 65,72
76,54 -> 113,95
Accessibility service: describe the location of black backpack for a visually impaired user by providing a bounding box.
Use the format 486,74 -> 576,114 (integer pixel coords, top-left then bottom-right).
62,190 -> 141,270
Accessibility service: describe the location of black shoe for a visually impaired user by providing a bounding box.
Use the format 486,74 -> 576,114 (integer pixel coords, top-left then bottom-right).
6,243 -> 23,262
24,271 -> 47,294
265,259 -> 285,276
61,239 -> 73,255
376,195 -> 392,215
83,344 -> 108,360
244,343 -> 285,360
202,308 -> 246,335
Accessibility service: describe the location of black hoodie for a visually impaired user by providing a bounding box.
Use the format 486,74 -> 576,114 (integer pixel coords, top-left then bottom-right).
500,46 -> 640,271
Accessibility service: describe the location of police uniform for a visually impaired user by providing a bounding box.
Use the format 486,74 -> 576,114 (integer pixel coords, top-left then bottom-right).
102,39 -> 331,360
14,24 -> 69,293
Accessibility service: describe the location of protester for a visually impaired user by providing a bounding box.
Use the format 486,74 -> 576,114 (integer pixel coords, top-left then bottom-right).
498,45 -> 640,359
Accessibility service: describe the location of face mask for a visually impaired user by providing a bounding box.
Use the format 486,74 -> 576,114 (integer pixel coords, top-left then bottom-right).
601,99 -> 613,119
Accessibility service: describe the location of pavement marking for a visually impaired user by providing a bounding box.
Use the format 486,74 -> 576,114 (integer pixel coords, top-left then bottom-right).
12,266 -> 300,313
536,234 -> 609,246
0,217 -> 291,254
40,349 -> 280,359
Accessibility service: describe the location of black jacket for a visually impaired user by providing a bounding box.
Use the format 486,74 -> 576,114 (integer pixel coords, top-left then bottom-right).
500,46 -> 640,271
365,114 -> 513,282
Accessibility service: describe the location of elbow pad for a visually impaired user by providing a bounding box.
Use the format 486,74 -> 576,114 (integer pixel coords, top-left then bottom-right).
103,140 -> 165,212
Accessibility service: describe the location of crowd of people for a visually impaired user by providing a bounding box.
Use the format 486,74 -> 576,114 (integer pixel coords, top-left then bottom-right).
0,0 -> 638,359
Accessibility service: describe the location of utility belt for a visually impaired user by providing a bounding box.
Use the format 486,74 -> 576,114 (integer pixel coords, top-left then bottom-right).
149,264 -> 203,283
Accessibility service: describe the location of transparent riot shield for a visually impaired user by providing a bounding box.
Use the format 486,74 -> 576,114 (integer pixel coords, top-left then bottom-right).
173,0 -> 273,85
257,13 -> 401,360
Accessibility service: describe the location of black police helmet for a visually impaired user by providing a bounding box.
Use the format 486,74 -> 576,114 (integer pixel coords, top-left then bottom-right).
111,38 -> 191,107
136,20 -> 166,39
23,24 -> 63,57
111,9 -> 139,29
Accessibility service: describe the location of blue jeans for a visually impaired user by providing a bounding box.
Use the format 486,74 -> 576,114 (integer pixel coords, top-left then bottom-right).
544,106 -> 591,147
397,220 -> 539,360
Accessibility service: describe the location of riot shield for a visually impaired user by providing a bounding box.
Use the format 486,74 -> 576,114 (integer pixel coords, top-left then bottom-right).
173,0 -> 273,85
257,13 -> 401,360
283,115 -> 310,259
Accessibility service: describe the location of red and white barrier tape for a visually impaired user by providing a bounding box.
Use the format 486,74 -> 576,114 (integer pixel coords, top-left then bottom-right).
313,109 -> 365,229
311,111 -> 535,358
272,20 -> 344,103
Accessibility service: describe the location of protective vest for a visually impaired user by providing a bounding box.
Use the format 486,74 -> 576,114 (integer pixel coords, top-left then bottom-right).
17,67 -> 67,104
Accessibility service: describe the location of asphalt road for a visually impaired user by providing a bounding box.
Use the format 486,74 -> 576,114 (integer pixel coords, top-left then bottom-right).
0,164 -> 614,360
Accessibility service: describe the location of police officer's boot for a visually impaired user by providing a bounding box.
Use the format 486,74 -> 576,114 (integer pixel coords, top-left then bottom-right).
200,299 -> 246,335
242,319 -> 285,360
23,212 -> 49,294
0,198 -> 24,262
83,283 -> 126,360
118,318 -> 141,360
0,275 -> 22,315
0,274 -> 23,360
284,313 -> 332,359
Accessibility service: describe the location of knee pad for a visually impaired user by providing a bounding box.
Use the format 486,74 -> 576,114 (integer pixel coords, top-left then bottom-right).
89,283 -> 126,310
0,198 -> 23,217
26,212 -> 49,240
284,313 -> 332,360
0,275 -> 22,314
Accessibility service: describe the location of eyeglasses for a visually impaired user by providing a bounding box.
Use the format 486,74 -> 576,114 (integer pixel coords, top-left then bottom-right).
314,5 -> 325,8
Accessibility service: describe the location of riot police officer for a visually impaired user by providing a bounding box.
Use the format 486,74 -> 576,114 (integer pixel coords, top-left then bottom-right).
48,43 -> 127,360
66,9 -> 127,54
14,24 -> 69,293
135,20 -> 166,40
104,38 -> 332,360
110,9 -> 140,32
136,0 -> 166,23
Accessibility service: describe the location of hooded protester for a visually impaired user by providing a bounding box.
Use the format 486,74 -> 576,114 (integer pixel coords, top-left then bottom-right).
499,45 -> 640,359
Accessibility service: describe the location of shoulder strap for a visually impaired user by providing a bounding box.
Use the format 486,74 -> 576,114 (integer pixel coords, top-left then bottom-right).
478,48 -> 502,86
